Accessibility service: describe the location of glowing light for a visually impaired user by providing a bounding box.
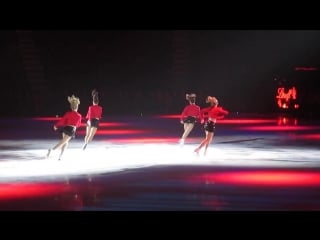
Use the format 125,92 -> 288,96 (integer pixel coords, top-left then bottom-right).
218,119 -> 277,124
155,115 -> 180,119
0,183 -> 72,200
109,137 -> 179,144
191,170 -> 320,187
1,141 -> 320,185
292,134 -> 320,140
277,117 -> 298,126
32,117 -> 61,121
240,126 -> 317,131
276,86 -> 298,109
295,67 -> 318,71
77,129 -> 146,135
80,122 -> 127,127
156,116 -> 279,125
32,118 -> 126,127
96,122 -> 127,127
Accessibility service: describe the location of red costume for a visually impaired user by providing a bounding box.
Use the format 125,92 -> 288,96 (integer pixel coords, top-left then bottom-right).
208,107 -> 229,120
86,105 -> 102,120
55,111 -> 82,128
180,104 -> 201,122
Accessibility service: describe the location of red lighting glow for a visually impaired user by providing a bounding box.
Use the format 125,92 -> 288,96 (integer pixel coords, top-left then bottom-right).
295,67 -> 318,71
277,117 -> 298,126
291,134 -> 320,140
155,116 -> 278,125
95,122 -> 127,127
191,170 -> 320,187
219,119 -> 277,124
77,129 -> 147,135
108,137 -> 179,144
0,183 -> 74,200
155,114 -> 181,119
79,122 -> 127,128
276,86 -> 298,109
32,117 -> 62,121
32,118 -> 126,127
240,126 -> 317,131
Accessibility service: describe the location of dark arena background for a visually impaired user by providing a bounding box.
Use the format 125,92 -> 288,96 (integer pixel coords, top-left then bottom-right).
0,30 -> 320,211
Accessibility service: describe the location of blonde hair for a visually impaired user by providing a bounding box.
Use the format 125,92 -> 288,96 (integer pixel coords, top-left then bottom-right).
206,96 -> 218,106
68,95 -> 80,110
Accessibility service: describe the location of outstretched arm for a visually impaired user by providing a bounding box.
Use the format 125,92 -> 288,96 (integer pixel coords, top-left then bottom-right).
209,107 -> 229,120
54,113 -> 67,129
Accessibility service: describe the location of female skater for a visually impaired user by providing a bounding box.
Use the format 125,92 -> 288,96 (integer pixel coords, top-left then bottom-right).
46,95 -> 82,160
179,93 -> 201,145
83,89 -> 103,150
194,96 -> 229,156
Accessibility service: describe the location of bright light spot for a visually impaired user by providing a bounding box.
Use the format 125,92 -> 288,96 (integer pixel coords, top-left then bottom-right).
1,140 -> 319,183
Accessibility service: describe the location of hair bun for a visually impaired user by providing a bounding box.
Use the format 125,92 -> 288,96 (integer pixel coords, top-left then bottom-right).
92,89 -> 98,97
186,93 -> 196,100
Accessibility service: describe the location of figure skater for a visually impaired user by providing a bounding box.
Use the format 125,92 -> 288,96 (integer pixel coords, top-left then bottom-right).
46,95 -> 82,160
179,93 -> 201,145
83,89 -> 103,150
194,96 -> 229,156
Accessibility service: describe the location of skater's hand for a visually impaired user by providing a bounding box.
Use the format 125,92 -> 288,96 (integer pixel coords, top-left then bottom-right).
180,121 -> 184,124
53,126 -> 58,131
